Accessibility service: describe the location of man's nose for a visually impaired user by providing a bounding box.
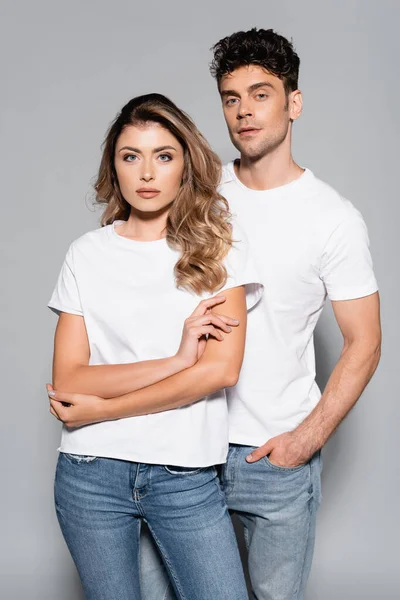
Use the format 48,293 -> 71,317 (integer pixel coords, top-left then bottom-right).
237,102 -> 253,120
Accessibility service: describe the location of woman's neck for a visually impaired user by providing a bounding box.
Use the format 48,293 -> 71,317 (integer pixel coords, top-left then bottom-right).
116,209 -> 169,241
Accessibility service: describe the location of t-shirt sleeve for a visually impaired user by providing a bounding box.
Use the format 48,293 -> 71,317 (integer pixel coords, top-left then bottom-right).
219,223 -> 263,310
319,207 -> 378,301
48,245 -> 83,316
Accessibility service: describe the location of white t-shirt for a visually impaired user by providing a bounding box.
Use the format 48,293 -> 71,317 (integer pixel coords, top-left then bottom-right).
48,220 -> 262,467
220,162 -> 378,447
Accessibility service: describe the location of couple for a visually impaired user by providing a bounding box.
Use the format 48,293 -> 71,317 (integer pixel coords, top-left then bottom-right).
47,28 -> 381,600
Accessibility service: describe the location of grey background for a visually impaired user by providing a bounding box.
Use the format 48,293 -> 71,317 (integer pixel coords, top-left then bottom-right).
1,0 -> 398,598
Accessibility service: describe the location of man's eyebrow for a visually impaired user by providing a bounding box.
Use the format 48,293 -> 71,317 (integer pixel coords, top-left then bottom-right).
220,81 -> 276,98
220,89 -> 240,98
118,145 -> 177,153
247,81 -> 275,93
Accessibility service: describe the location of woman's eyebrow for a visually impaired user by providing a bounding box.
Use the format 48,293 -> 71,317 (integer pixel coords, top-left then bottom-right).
153,145 -> 177,153
118,146 -> 142,153
118,145 -> 177,153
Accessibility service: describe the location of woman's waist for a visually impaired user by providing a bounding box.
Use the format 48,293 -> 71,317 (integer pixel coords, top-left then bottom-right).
59,397 -> 228,465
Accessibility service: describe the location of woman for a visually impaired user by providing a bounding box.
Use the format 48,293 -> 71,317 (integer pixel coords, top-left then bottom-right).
48,93 -> 262,599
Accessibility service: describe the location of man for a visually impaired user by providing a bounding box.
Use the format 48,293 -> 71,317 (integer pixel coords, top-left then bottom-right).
140,27 -> 381,599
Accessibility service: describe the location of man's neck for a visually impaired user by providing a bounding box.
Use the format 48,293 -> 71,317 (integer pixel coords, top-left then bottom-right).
235,146 -> 304,191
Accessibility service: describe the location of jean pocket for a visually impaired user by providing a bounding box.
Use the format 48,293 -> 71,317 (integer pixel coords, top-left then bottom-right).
263,455 -> 308,472
164,465 -> 210,476
62,452 -> 98,465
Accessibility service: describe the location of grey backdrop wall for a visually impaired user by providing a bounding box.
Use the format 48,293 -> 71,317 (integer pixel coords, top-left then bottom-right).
1,1 -> 398,598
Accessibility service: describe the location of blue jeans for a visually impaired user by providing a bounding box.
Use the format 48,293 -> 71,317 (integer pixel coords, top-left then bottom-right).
140,445 -> 322,600
54,452 -> 248,600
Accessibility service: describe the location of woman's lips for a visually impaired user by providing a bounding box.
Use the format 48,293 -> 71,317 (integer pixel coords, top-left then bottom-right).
136,189 -> 161,199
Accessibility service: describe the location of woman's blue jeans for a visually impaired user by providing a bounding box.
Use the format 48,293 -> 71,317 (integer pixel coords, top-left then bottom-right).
54,452 -> 248,600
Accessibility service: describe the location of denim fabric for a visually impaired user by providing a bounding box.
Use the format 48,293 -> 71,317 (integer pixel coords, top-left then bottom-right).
140,445 -> 322,600
54,453 -> 248,600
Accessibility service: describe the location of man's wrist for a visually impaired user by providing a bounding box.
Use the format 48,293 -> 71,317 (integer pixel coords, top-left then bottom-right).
290,427 -> 321,459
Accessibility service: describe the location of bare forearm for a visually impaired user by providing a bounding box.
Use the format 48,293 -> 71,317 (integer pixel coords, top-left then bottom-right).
105,358 -> 236,419
294,341 -> 381,453
53,356 -> 187,398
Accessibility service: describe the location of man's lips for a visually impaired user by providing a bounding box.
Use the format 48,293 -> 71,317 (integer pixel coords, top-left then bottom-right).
136,188 -> 161,199
237,127 -> 261,136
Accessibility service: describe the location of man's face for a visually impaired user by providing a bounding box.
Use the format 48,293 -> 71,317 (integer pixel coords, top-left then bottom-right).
219,65 -> 302,161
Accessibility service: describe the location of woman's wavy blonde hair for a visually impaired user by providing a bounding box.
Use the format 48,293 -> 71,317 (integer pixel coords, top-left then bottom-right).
95,93 -> 232,294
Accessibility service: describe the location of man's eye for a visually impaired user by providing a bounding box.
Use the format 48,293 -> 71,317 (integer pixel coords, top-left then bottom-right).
256,93 -> 268,100
226,98 -> 238,106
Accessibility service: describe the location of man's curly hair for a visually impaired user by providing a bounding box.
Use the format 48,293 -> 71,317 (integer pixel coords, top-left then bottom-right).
210,28 -> 300,95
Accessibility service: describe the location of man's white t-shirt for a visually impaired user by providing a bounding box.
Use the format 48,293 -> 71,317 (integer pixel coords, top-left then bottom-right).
48,220 -> 262,467
220,162 -> 378,447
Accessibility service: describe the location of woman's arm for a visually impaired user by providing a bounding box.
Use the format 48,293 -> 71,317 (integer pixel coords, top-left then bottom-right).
49,286 -> 247,427
52,296 -> 238,398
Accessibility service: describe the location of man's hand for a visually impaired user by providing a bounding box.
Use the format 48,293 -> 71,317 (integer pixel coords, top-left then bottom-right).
246,431 -> 314,467
47,384 -> 109,428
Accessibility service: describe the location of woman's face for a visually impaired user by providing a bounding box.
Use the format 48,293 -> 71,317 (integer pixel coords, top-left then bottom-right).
114,122 -> 185,214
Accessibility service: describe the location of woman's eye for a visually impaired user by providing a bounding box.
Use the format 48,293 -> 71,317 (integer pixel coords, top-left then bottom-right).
123,154 -> 137,162
158,154 -> 172,162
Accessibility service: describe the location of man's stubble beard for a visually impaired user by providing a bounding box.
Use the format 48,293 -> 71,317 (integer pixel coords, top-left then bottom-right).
229,121 -> 290,164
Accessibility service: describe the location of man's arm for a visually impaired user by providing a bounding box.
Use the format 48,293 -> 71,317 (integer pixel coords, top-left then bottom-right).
247,292 -> 381,465
49,286 -> 247,427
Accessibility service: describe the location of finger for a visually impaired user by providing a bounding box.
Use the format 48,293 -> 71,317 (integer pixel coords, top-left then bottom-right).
246,440 -> 275,463
47,389 -> 75,405
196,325 -> 224,341
193,314 -> 234,333
49,406 -> 60,420
212,314 -> 240,326
50,399 -> 68,422
207,313 -> 236,332
46,383 -> 54,393
191,295 -> 226,317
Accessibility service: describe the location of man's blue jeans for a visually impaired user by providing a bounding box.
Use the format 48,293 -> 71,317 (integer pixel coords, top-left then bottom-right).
54,452 -> 248,600
140,445 -> 322,600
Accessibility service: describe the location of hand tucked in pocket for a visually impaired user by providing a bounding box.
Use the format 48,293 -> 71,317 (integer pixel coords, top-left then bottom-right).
245,430 -> 313,468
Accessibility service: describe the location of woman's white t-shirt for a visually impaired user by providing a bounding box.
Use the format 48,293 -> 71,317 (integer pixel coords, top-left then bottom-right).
48,221 -> 262,467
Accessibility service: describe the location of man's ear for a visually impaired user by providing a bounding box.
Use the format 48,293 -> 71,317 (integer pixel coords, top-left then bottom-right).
289,89 -> 303,121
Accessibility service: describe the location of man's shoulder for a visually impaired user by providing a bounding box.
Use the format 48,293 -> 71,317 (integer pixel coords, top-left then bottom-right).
219,163 -> 362,224
307,172 -> 362,223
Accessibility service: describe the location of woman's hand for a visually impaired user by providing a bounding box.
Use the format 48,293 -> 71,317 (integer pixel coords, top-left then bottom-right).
47,384 -> 110,428
175,295 -> 239,368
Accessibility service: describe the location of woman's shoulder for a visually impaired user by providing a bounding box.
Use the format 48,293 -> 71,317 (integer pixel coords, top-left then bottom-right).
66,224 -> 112,258
71,224 -> 111,248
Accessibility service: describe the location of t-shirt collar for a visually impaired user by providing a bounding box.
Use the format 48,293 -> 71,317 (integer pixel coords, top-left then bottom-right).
224,160 -> 313,198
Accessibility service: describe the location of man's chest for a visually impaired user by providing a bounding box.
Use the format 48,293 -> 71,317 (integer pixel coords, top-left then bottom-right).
230,201 -> 325,304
